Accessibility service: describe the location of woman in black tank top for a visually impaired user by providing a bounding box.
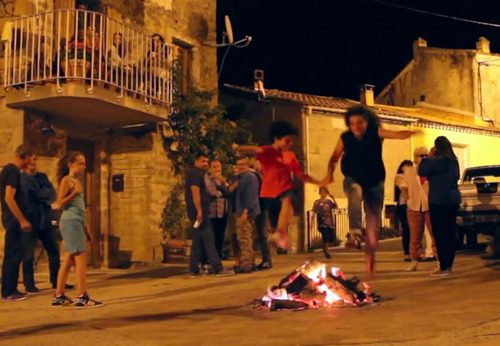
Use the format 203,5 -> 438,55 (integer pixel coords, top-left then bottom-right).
322,106 -> 417,276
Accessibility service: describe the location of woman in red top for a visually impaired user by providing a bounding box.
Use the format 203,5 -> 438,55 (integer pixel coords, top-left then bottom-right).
235,121 -> 320,254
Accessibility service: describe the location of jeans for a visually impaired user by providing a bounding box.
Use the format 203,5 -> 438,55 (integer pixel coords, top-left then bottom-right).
236,217 -> 255,271
397,204 -> 410,255
429,204 -> 459,270
1,217 -> 23,297
255,198 -> 271,263
189,219 -> 223,274
22,226 -> 60,289
343,177 -> 384,254
407,209 -> 437,261
211,217 -> 227,259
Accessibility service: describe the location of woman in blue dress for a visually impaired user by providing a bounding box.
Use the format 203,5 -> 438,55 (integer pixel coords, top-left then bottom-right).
52,151 -> 103,308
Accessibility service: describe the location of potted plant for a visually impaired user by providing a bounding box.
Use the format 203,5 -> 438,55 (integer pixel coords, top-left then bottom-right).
160,182 -> 192,262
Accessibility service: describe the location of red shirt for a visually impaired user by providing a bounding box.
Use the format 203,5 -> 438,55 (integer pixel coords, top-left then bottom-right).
256,145 -> 304,198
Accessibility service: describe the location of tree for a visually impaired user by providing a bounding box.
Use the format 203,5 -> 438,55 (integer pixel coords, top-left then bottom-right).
160,87 -> 252,240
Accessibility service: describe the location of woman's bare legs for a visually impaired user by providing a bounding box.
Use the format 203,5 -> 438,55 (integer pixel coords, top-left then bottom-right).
55,252 -> 72,296
74,252 -> 87,296
364,206 -> 381,276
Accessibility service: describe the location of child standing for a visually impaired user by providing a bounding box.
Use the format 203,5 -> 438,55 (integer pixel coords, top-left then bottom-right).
313,187 -> 338,259
52,151 -> 103,308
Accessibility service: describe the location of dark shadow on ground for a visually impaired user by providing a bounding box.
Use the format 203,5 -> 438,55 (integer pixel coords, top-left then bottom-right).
108,266 -> 188,280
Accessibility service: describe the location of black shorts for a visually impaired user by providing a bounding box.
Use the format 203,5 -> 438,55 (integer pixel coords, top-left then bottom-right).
260,190 -> 297,228
319,226 -> 335,243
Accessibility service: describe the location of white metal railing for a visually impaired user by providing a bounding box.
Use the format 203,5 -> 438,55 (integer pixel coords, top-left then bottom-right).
2,9 -> 174,107
306,207 -> 393,251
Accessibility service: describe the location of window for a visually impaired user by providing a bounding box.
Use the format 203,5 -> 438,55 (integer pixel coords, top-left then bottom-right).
172,39 -> 192,95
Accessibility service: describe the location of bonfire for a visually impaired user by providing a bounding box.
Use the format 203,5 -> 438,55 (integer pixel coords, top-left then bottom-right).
260,261 -> 379,311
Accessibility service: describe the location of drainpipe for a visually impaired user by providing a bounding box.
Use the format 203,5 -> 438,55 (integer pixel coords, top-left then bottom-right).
304,106 -> 312,175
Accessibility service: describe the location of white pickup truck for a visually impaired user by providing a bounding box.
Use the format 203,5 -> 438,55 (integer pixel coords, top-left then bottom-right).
456,165 -> 500,248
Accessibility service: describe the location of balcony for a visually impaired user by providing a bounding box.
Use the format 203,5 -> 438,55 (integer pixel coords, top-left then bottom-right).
2,9 -> 174,128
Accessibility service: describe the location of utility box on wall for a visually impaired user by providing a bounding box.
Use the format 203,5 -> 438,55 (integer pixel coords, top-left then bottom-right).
112,174 -> 124,192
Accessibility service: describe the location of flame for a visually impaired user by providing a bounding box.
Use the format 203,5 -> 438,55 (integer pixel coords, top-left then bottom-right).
261,261 -> 374,309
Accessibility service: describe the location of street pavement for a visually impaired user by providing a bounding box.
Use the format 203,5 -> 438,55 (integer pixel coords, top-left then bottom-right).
0,238 -> 499,346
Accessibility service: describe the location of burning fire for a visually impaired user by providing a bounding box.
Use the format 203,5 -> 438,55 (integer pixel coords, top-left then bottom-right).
260,261 -> 378,311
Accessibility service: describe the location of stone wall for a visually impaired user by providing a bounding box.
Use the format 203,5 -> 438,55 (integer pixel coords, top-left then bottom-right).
376,48 -> 475,112
108,129 -> 175,265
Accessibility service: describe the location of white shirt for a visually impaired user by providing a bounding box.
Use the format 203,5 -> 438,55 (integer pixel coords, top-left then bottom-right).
401,165 -> 429,212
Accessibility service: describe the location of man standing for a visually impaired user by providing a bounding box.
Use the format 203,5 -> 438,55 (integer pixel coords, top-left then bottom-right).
400,146 -> 438,271
250,159 -> 273,270
21,154 -> 61,292
234,157 -> 261,274
1,145 -> 32,301
185,153 -> 234,277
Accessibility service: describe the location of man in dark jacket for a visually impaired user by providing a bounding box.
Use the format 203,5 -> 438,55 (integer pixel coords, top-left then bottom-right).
21,154 -> 61,292
234,157 -> 261,273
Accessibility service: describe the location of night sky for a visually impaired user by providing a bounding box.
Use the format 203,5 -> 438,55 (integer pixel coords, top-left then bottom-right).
216,0 -> 500,100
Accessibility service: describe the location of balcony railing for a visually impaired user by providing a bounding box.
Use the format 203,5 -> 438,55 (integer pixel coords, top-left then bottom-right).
2,9 -> 173,107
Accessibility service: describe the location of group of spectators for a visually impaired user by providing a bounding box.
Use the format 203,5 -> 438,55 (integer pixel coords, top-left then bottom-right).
395,139 -> 461,275
1,146 -> 102,307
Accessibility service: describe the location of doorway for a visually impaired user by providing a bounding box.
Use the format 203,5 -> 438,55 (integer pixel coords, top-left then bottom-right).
66,138 -> 101,267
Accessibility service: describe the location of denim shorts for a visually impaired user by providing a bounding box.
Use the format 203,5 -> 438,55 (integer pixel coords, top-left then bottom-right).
260,190 -> 297,228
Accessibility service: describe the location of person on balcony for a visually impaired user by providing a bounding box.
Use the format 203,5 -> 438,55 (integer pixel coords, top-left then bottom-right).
322,106 -> 417,276
313,187 -> 338,259
107,32 -> 134,91
144,33 -> 168,101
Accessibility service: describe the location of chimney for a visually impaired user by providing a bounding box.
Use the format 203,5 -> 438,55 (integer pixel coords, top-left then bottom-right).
476,37 -> 490,54
413,37 -> 427,57
360,84 -> 375,106
254,69 -> 264,89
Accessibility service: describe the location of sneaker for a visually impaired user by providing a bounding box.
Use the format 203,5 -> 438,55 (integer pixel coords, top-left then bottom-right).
404,256 -> 411,262
190,272 -> 201,278
215,268 -> 235,277
420,256 -> 437,262
276,248 -> 288,255
430,269 -> 451,277
2,293 -> 27,302
75,294 -> 104,309
26,286 -> 39,293
14,290 -> 27,297
234,266 -> 252,274
324,252 -> 332,259
257,261 -> 273,270
52,294 -> 74,307
406,261 -> 418,272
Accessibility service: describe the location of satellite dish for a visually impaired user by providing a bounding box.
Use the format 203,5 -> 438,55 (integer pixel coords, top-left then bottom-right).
225,15 -> 234,45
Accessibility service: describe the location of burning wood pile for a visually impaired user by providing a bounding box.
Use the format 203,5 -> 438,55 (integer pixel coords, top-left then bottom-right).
260,261 -> 379,311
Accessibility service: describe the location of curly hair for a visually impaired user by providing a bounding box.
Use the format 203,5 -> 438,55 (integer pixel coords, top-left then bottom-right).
269,121 -> 299,142
57,151 -> 84,183
344,105 -> 380,128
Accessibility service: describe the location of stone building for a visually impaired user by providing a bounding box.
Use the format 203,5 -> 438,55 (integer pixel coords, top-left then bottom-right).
376,37 -> 500,125
221,83 -> 500,252
0,0 -> 217,267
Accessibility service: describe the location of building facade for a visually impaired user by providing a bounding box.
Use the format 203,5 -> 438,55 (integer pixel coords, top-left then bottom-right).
0,0 -> 217,267
222,83 -> 500,252
376,37 -> 500,125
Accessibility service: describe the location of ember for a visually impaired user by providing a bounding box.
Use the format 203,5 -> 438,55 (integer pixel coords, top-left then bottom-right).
260,261 -> 379,311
